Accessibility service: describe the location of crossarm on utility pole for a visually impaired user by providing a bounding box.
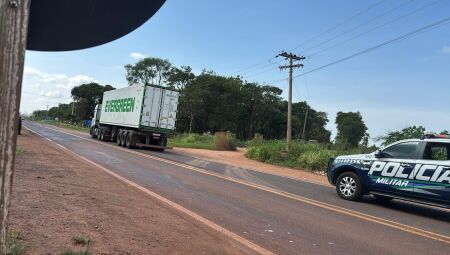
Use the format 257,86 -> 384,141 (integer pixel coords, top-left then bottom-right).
0,0 -> 31,252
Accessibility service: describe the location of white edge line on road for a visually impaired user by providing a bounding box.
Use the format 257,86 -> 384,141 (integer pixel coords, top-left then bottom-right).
27,124 -> 450,244
23,126 -> 274,255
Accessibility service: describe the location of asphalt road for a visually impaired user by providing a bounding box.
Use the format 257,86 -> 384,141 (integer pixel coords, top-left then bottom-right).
23,121 -> 450,255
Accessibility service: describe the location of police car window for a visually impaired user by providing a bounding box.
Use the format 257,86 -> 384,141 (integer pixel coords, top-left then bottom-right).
423,143 -> 449,161
382,142 -> 419,159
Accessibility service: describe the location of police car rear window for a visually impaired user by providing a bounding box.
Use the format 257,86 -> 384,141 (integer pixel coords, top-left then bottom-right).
423,142 -> 450,161
382,142 -> 419,159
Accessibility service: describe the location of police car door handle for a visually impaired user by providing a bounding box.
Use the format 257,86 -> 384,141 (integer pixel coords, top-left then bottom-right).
401,163 -> 412,168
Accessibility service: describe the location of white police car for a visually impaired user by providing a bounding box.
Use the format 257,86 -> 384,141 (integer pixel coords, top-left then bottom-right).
327,134 -> 450,208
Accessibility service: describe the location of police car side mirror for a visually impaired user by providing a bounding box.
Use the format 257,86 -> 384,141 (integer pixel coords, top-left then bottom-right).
375,150 -> 382,158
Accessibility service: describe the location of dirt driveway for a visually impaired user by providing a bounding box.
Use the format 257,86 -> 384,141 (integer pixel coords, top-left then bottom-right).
173,147 -> 329,186
10,130 -> 254,255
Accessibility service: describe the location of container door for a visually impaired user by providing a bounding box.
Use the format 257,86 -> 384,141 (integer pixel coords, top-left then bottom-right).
140,86 -> 162,128
149,87 -> 163,127
158,90 -> 178,130
140,90 -> 152,127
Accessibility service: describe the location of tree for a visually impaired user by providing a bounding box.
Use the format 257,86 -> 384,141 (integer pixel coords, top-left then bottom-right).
377,126 -> 426,146
167,66 -> 195,90
335,112 -> 368,148
125,57 -> 172,86
31,110 -> 47,120
291,102 -> 331,143
121,55 -> 334,142
174,71 -> 331,141
47,104 -> 75,121
71,83 -> 115,120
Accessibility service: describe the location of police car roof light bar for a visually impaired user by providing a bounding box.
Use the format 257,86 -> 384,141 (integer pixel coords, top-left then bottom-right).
421,133 -> 450,140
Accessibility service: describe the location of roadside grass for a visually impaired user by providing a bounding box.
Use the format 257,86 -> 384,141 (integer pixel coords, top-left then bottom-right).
60,235 -> 92,255
246,139 -> 376,173
6,229 -> 27,255
71,236 -> 91,246
169,133 -> 242,150
39,120 -> 90,133
16,148 -> 24,156
168,133 -> 216,150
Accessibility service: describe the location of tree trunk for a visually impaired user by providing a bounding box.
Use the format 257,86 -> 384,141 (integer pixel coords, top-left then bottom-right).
0,0 -> 31,252
188,112 -> 194,134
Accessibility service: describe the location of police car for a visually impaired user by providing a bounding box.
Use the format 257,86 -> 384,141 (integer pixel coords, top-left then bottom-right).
327,134 -> 450,208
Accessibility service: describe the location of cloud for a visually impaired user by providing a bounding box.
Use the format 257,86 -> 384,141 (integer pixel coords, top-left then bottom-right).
130,52 -> 146,60
442,46 -> 450,54
21,66 -> 98,114
42,90 -> 62,98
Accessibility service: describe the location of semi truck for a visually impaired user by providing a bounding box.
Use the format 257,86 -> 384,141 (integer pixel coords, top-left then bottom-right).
90,84 -> 179,151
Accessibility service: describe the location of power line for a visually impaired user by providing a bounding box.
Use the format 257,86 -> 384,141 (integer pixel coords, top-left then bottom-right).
189,3 -> 448,91
243,65 -> 281,79
301,0 -> 416,54
290,0 -> 386,51
230,0 -> 385,76
239,0 -> 441,80
308,0 -> 443,57
230,57 -> 278,76
293,15 -> 450,79
236,1 -> 396,79
238,59 -> 281,76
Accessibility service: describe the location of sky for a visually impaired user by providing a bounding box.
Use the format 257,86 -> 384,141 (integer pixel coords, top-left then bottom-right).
22,0 -> 450,141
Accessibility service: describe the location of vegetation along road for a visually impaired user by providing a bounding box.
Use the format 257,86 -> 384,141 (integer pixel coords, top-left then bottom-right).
24,121 -> 450,255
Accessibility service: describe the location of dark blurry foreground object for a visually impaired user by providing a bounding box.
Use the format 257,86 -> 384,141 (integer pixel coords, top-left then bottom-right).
1,0 -> 165,252
27,0 -> 166,51
18,118 -> 21,135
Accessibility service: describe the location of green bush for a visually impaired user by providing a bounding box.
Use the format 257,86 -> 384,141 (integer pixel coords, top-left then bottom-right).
246,139 -> 376,172
229,133 -> 244,149
180,133 -> 215,144
298,149 -> 337,171
169,133 -> 241,150
246,133 -> 264,147
246,146 -> 272,162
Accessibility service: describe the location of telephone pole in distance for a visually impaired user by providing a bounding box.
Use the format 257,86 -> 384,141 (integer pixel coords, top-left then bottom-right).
277,51 -> 305,152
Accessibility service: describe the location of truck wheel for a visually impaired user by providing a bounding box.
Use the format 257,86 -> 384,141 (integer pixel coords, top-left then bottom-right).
116,130 -> 123,146
97,128 -> 103,141
100,128 -> 105,141
125,132 -> 133,149
336,172 -> 364,201
90,127 -> 97,139
111,127 -> 118,142
119,131 -> 126,147
373,194 -> 393,202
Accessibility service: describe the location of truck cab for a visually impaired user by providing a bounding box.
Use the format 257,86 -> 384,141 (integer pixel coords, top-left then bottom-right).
90,104 -> 101,138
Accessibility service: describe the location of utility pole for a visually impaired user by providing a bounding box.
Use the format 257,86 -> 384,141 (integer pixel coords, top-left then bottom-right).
46,105 -> 49,120
71,101 -> 75,115
302,108 -> 309,141
0,0 -> 31,253
277,51 -> 305,152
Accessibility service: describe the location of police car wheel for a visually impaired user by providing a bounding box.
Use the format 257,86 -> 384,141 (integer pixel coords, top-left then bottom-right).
373,194 -> 393,202
336,172 -> 363,201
